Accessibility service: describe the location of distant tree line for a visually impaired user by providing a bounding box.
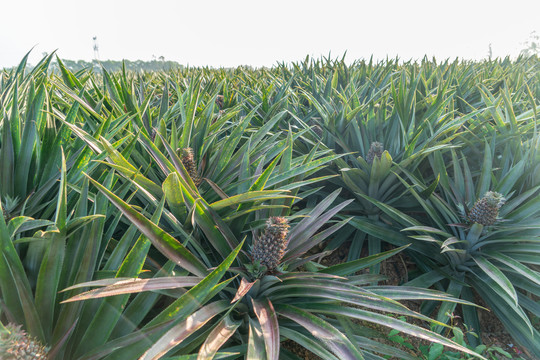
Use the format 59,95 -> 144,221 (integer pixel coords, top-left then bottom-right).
56,59 -> 182,72
2,58 -> 183,73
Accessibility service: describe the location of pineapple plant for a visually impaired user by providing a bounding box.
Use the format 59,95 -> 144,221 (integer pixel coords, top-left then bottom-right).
0,323 -> 49,360
352,147 -> 540,356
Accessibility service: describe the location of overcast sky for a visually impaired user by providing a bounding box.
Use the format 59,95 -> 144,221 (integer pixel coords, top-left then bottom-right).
1,0 -> 539,68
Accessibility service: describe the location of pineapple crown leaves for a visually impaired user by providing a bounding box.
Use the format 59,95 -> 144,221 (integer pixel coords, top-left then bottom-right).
180,147 -> 195,160
481,191 -> 506,208
250,217 -> 290,274
0,323 -> 49,360
1,196 -> 21,219
468,191 -> 506,226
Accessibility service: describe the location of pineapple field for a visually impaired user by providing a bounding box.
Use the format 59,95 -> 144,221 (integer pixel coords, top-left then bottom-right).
0,53 -> 539,360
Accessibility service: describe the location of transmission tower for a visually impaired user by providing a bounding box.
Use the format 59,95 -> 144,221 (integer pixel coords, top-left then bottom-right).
93,36 -> 100,60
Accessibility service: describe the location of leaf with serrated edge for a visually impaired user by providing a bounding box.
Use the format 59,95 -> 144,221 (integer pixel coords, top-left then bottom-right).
62,277 -> 203,303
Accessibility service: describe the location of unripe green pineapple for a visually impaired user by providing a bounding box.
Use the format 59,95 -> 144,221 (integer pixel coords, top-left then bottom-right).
178,148 -> 202,186
251,217 -> 289,272
0,323 -> 49,360
468,191 -> 506,226
366,142 -> 384,164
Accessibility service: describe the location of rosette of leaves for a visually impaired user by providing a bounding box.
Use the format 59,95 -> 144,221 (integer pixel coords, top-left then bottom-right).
338,143 -> 408,265
290,69 -> 474,264
66,168 -> 486,360
334,139 -> 456,273
0,53 -> 106,220
0,56 -> 126,325
0,142 -> 186,360
352,145 -> 540,357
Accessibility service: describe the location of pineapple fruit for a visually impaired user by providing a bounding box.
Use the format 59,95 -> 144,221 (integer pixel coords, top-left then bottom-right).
366,142 -> 384,164
251,217 -> 290,272
468,191 -> 506,226
178,147 -> 202,186
0,323 -> 48,360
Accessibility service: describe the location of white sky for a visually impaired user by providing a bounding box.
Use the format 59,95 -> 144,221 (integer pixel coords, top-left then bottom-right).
1,0 -> 539,68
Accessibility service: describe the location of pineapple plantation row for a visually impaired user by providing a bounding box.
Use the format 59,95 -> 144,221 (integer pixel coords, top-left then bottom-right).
0,53 -> 539,360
